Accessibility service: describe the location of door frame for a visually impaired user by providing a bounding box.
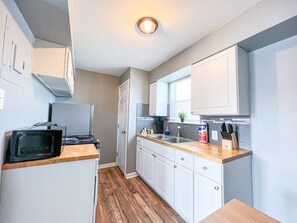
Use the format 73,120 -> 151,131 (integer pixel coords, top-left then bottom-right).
116,79 -> 130,175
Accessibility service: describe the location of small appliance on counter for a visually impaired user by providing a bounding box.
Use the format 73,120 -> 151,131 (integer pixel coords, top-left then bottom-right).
220,122 -> 238,150
7,123 -> 63,163
155,117 -> 164,134
50,103 -> 100,151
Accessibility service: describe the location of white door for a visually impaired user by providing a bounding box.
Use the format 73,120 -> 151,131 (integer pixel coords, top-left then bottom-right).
174,164 -> 194,223
155,154 -> 174,206
142,147 -> 155,187
194,173 -> 222,222
136,145 -> 143,176
117,80 -> 129,174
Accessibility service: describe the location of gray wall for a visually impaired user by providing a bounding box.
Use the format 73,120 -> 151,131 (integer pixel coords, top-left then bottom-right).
250,35 -> 297,222
0,0 -> 55,185
122,68 -> 149,174
150,0 -> 297,82
120,68 -> 130,84
57,69 -> 119,165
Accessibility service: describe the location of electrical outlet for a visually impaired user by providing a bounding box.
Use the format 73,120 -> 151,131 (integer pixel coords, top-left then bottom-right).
0,89 -> 5,110
211,130 -> 218,141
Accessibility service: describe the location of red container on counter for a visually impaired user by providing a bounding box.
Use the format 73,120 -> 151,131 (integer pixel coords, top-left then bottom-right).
198,122 -> 208,143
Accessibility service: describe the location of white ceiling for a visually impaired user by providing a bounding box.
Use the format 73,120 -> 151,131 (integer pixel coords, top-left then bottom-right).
69,0 -> 262,76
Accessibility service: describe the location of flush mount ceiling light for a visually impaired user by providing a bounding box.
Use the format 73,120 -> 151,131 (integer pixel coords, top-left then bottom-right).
137,16 -> 159,35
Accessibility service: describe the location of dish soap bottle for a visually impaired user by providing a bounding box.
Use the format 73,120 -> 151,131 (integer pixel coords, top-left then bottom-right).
165,126 -> 170,136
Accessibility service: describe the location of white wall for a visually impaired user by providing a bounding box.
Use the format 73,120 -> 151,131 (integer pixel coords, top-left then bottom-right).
250,35 -> 297,222
0,0 -> 55,186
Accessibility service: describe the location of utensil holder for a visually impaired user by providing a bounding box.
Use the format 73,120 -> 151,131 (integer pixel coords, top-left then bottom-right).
222,132 -> 238,150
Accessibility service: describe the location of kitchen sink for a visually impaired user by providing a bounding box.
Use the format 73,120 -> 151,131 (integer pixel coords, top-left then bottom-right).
161,137 -> 193,144
147,135 -> 175,140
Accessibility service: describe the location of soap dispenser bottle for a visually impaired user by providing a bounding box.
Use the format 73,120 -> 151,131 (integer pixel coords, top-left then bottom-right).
165,126 -> 170,136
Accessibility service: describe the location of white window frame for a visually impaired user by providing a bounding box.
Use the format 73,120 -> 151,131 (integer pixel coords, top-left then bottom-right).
169,76 -> 200,124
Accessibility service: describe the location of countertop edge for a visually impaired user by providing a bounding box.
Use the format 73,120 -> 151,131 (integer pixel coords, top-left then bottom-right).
2,144 -> 99,170
136,134 -> 252,164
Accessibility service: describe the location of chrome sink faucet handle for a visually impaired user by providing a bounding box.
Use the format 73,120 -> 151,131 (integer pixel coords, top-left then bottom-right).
177,125 -> 181,138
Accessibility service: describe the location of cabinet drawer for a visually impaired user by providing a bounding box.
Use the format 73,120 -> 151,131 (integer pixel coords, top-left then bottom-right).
175,149 -> 194,170
194,156 -> 222,184
142,138 -> 174,161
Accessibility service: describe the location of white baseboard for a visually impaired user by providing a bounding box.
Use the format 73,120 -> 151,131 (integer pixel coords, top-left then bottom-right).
125,172 -> 138,179
98,162 -> 117,169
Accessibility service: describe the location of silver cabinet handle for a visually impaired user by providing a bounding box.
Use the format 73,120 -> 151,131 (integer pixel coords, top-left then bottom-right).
203,166 -> 207,170
181,158 -> 184,161
174,165 -> 177,168
214,186 -> 219,190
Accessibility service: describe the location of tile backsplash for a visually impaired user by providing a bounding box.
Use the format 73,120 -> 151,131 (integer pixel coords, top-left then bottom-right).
164,116 -> 251,149
136,103 -> 251,149
136,103 -> 156,133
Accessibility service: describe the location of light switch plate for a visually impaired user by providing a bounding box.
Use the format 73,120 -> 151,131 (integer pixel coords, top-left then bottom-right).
211,130 -> 218,141
0,89 -> 5,110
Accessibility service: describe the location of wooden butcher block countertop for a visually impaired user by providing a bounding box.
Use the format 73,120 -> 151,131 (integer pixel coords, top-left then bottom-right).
200,199 -> 280,223
137,134 -> 252,164
2,144 -> 99,170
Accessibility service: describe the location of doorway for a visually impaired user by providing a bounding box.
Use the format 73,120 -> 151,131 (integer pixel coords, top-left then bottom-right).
117,80 -> 129,174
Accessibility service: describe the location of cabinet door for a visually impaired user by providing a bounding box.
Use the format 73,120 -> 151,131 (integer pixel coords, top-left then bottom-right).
194,173 -> 222,222
191,46 -> 237,115
149,82 -> 156,116
155,81 -> 168,116
174,164 -> 194,223
142,148 -> 155,187
1,13 -> 32,86
65,49 -> 74,95
136,146 -> 143,176
155,154 -> 174,206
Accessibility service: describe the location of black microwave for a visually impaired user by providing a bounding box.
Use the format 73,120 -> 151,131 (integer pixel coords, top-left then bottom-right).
8,129 -> 62,163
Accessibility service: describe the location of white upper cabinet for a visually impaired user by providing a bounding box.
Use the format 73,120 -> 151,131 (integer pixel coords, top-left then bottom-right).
191,45 -> 249,115
149,81 -> 168,116
32,39 -> 74,97
1,11 -> 32,87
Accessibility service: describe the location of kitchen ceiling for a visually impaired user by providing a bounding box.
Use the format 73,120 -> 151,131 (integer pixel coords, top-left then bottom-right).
15,0 -> 263,77
69,0 -> 262,76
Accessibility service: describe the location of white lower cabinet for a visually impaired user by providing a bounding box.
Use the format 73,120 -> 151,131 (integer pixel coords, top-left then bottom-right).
174,164 -> 194,223
137,137 -> 252,223
136,145 -> 143,175
142,147 -> 155,187
194,173 -> 222,222
155,154 -> 174,206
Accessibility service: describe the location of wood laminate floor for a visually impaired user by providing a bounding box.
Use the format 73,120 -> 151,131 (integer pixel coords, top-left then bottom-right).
96,167 -> 185,223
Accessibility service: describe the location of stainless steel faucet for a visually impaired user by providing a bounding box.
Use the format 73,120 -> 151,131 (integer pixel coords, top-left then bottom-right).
177,125 -> 181,139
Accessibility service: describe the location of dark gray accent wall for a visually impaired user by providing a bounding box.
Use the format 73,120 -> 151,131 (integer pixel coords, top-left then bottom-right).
57,69 -> 120,165
249,35 -> 297,222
